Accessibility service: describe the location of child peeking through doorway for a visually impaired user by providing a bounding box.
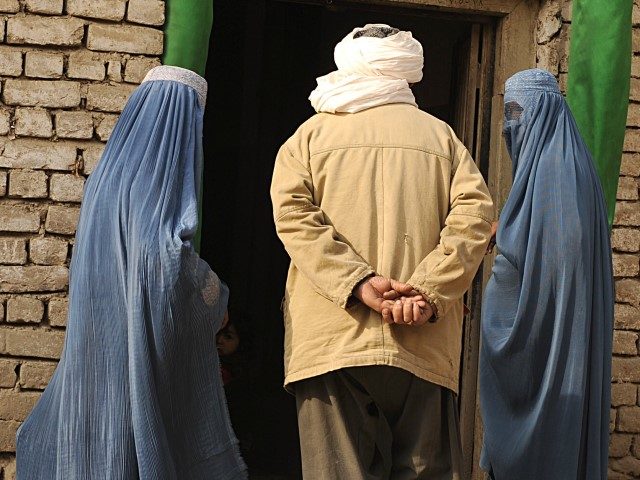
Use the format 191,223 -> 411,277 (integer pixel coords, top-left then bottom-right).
217,307 -> 255,461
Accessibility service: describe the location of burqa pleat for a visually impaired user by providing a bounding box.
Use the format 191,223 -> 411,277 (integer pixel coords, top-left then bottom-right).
479,69 -> 613,480
16,66 -> 247,480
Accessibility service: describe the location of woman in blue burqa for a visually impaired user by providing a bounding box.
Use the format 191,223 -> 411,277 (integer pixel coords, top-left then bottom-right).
15,66 -> 247,479
480,69 -> 613,479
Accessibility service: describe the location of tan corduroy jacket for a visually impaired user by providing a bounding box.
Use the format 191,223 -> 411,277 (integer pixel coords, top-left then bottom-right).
270,103 -> 493,393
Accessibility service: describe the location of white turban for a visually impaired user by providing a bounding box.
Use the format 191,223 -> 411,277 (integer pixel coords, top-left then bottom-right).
309,24 -> 424,114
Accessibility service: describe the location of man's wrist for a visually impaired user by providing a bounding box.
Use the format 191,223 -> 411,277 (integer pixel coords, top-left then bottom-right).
353,276 -> 370,302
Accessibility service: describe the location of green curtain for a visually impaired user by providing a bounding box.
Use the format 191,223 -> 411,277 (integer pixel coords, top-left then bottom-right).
566,0 -> 633,227
163,0 -> 214,251
163,0 -> 213,76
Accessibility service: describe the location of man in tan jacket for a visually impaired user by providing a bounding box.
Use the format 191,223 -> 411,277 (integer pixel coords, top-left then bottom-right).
271,24 -> 493,479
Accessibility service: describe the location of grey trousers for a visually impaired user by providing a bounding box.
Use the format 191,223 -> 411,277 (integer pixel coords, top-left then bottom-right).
294,366 -> 462,480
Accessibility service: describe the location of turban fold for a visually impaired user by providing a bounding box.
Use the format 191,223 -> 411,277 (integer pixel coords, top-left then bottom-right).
309,24 -> 424,114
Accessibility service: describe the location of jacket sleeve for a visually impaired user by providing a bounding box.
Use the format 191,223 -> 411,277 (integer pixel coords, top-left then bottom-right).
270,142 -> 375,309
408,145 -> 493,320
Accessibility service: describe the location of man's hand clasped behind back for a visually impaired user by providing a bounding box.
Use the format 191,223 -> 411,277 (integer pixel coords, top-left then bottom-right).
353,276 -> 435,326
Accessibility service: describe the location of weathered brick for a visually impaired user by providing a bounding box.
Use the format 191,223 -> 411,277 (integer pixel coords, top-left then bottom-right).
615,202 -> 640,227
617,177 -> 639,201
0,389 -> 40,421
611,434 -> 634,458
561,0 -> 572,21
622,153 -> 640,177
127,0 -> 164,26
47,296 -> 67,327
3,80 -> 81,108
2,327 -> 65,359
558,24 -> 570,73
536,0 -> 561,44
613,228 -> 640,253
614,330 -> 639,355
0,108 -> 10,135
624,128 -> 640,151
45,205 -> 80,234
82,143 -> 104,174
613,357 -> 640,382
49,173 -> 84,202
94,113 -> 118,141
536,38 -> 560,76
617,279 -> 640,307
611,455 -> 640,478
0,204 -> 41,233
107,59 -> 122,82
19,360 -> 56,389
0,420 -> 19,452
29,237 -> 67,265
55,111 -> 93,139
86,83 -> 136,113
557,73 -> 568,94
620,407 -> 640,433
7,15 -> 84,46
633,78 -> 640,104
24,51 -> 64,78
0,46 -> 22,76
613,383 -> 638,407
0,171 -> 6,196
1,458 -> 16,480
613,408 -> 618,433
0,239 -> 27,265
124,56 -> 160,83
67,50 -> 106,80
25,0 -> 63,14
87,24 -> 163,55
628,103 -> 640,128
6,296 -> 44,324
0,139 -> 76,170
614,253 -> 640,278
0,0 -> 18,13
67,0 -> 126,21
0,359 -> 18,388
8,169 -> 48,198
633,56 -> 640,79
632,434 -> 640,459
14,108 -> 53,138
616,304 -> 640,330
0,266 -> 68,293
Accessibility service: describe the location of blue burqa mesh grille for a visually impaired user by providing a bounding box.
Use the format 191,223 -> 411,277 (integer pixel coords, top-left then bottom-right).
15,78 -> 247,479
479,69 -> 613,480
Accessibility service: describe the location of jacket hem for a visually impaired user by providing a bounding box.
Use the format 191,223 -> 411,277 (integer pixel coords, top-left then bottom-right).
284,354 -> 458,394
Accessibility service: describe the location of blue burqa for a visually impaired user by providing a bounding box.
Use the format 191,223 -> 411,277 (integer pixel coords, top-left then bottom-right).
479,69 -> 613,479
16,66 -> 247,480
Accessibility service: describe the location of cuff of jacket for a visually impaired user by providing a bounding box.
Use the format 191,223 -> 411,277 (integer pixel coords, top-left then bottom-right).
336,266 -> 376,310
406,281 -> 447,321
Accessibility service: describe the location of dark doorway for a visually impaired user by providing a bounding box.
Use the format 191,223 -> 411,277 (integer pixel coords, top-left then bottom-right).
201,1 -> 481,478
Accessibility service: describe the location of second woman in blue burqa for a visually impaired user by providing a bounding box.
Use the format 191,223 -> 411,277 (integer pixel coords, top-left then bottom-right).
480,69 -> 613,480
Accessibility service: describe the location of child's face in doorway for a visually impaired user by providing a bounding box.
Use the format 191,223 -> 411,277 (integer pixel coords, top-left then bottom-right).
217,323 -> 240,357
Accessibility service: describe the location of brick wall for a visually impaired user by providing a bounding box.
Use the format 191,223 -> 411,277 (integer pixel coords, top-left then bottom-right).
537,1 -> 640,478
0,1 -> 164,478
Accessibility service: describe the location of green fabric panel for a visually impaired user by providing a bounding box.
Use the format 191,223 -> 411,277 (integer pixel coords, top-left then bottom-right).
163,0 -> 213,251
162,0 -> 213,76
566,0 -> 632,227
